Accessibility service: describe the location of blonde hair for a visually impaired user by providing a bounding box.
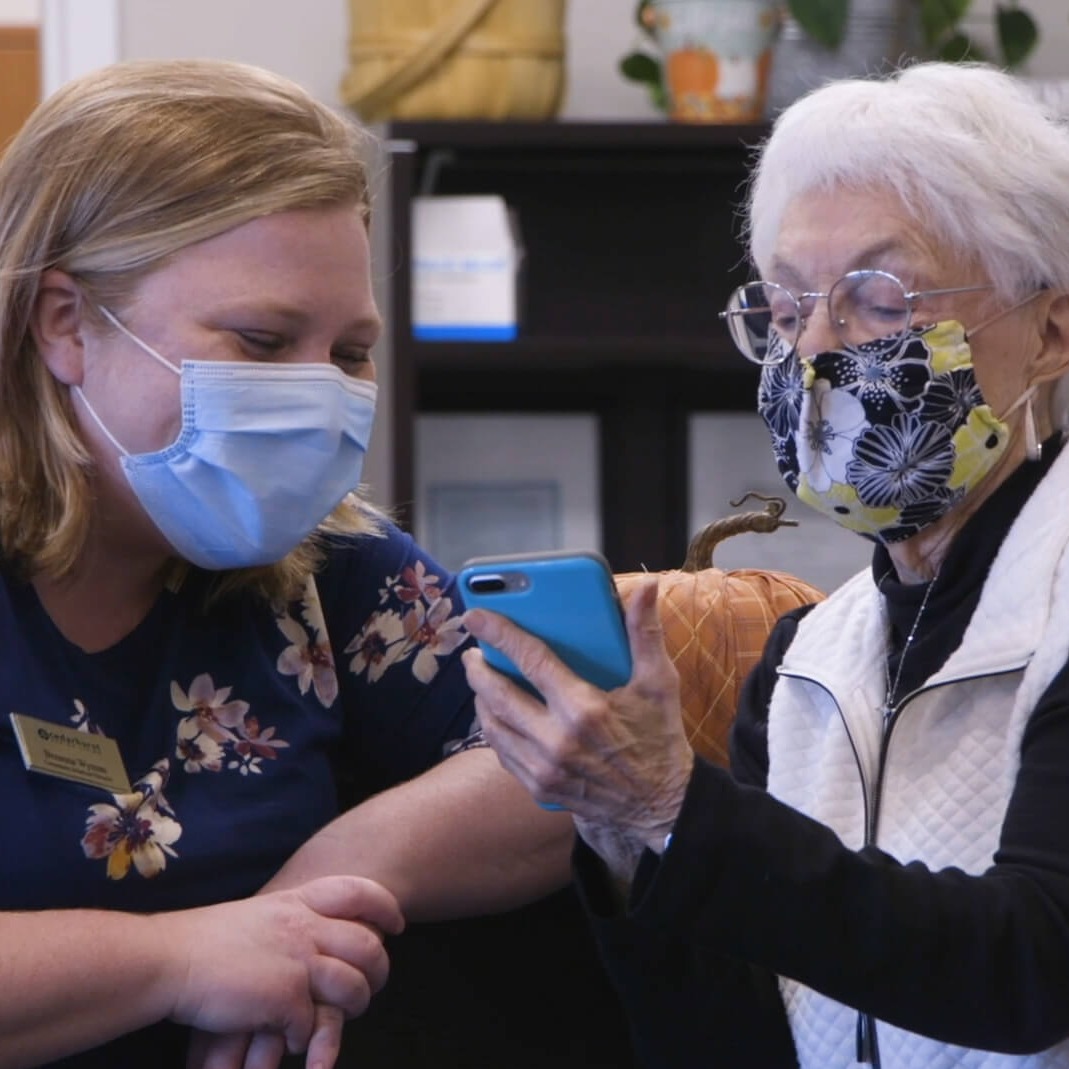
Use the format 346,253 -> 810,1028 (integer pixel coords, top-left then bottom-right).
0,58 -> 381,602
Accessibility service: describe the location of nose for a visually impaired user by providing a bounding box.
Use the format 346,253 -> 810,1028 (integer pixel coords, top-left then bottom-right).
795,299 -> 841,359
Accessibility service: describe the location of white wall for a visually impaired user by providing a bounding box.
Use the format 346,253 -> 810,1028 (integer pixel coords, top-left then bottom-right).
0,0 -> 37,22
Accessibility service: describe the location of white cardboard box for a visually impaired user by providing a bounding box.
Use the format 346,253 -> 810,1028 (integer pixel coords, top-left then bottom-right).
411,195 -> 521,341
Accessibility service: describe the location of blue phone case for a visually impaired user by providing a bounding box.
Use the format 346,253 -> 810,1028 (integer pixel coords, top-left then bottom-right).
457,550 -> 632,696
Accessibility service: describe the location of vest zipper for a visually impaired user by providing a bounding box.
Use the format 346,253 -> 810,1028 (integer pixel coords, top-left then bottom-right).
853,668 -> 1022,1067
855,703 -> 899,1068
776,670 -> 883,1066
775,663 -> 1027,1068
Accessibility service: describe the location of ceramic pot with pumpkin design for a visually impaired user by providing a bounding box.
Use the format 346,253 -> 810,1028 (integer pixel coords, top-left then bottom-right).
648,0 -> 782,122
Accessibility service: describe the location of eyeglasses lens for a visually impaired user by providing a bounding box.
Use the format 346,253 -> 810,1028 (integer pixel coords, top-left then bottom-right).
725,271 -> 913,365
829,271 -> 910,348
725,282 -> 796,365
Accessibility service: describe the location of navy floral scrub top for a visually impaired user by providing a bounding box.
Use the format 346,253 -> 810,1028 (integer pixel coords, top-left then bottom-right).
0,521 -> 477,1066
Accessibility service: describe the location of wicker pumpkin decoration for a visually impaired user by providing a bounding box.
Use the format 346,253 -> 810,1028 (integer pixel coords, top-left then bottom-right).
615,496 -> 825,767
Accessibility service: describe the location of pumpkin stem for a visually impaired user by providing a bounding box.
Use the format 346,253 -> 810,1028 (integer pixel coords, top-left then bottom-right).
682,492 -> 799,572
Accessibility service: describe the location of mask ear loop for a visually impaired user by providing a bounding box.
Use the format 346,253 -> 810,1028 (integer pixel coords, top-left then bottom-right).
72,307 -> 179,459
964,289 -> 1045,342
97,306 -> 181,376
73,385 -> 130,457
1001,384 -> 1042,463
967,290 -> 1049,462
1024,391 -> 1042,462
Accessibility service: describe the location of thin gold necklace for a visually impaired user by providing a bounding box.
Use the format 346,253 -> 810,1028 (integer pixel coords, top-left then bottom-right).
879,566 -> 940,719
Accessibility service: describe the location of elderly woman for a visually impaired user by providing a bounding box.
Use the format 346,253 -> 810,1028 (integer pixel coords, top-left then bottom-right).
462,62 -> 1069,1067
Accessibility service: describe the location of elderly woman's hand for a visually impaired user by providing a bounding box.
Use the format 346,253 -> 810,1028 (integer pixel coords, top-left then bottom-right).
461,574 -> 695,865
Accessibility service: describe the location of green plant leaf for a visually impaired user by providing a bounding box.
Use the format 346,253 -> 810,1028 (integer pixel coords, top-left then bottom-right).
996,5 -> 1038,67
919,0 -> 973,48
787,0 -> 850,49
937,30 -> 988,61
618,52 -> 669,112
619,51 -> 662,87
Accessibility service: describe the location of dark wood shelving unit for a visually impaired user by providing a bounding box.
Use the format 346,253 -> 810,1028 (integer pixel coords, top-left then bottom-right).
386,119 -> 766,573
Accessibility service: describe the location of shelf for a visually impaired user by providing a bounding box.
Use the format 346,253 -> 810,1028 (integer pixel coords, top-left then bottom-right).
416,361 -> 761,417
410,336 -> 749,371
385,120 -> 763,571
385,119 -> 771,153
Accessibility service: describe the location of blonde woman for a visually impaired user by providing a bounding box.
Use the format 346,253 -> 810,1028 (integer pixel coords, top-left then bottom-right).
0,59 -> 570,1069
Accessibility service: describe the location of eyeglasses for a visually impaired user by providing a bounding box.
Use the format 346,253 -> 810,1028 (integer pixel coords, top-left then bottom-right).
718,269 -> 992,366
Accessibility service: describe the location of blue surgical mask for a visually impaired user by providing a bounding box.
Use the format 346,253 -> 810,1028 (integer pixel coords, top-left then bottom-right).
75,308 -> 377,569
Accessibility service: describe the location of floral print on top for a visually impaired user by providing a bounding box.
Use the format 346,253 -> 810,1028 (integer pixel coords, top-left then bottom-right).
0,520 -> 477,915
60,540 -> 475,884
275,574 -> 339,707
346,561 -> 467,684
81,758 -> 181,880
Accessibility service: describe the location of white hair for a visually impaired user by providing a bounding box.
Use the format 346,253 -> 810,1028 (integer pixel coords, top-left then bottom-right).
747,62 -> 1069,302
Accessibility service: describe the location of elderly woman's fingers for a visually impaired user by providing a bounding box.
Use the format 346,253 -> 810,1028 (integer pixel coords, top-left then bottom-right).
462,649 -> 571,806
462,589 -> 695,841
621,574 -> 678,694
461,607 -> 590,708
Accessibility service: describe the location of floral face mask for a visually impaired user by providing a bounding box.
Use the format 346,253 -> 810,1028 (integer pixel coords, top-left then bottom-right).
756,320 -> 1032,544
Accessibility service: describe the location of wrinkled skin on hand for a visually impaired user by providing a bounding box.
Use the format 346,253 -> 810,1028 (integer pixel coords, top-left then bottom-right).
461,574 -> 695,879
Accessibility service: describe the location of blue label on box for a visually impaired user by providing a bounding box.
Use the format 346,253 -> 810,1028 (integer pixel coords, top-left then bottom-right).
413,325 -> 518,342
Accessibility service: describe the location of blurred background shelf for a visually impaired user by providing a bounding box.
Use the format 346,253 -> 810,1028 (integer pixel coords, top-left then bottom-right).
386,119 -> 768,572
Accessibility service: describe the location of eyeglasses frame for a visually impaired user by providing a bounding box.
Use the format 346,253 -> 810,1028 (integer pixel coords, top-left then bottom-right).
718,268 -> 994,366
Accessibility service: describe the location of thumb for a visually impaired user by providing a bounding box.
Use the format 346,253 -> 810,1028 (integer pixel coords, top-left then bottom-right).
296,875 -> 404,936
624,574 -> 672,680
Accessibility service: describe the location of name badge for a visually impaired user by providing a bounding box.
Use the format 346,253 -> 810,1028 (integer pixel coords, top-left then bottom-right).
9,712 -> 132,794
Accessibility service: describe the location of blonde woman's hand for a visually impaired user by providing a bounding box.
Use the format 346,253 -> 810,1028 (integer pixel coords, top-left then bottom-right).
174,875 -> 402,1069
185,1008 -> 345,1069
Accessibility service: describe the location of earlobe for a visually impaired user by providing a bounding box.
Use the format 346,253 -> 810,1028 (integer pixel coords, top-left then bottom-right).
1032,291 -> 1069,386
30,269 -> 89,386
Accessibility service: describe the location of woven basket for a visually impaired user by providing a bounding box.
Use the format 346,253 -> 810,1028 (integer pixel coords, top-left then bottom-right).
341,0 -> 566,122
615,496 -> 825,767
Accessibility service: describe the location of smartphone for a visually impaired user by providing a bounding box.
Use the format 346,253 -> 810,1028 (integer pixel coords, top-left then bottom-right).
457,549 -> 633,697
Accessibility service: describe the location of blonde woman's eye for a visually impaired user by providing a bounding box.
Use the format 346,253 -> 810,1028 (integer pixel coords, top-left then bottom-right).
236,331 -> 286,354
331,348 -> 371,372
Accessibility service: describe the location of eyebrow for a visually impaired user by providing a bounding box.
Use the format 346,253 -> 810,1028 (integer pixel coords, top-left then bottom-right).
217,300 -> 382,335
768,238 -> 914,289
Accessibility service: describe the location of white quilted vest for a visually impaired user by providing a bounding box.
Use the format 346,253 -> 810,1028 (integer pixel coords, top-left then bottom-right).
766,444 -> 1069,1069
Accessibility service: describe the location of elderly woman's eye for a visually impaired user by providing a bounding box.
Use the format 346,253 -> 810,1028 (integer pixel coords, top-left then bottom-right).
856,300 -> 908,326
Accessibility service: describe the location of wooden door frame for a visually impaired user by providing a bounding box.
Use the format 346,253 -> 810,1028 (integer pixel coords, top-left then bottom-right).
0,24 -> 40,148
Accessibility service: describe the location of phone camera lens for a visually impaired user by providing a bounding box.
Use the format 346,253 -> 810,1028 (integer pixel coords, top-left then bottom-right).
469,575 -> 507,594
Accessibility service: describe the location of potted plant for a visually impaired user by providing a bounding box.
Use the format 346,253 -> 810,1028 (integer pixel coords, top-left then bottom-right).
621,0 -> 1039,115
790,0 -> 1037,65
